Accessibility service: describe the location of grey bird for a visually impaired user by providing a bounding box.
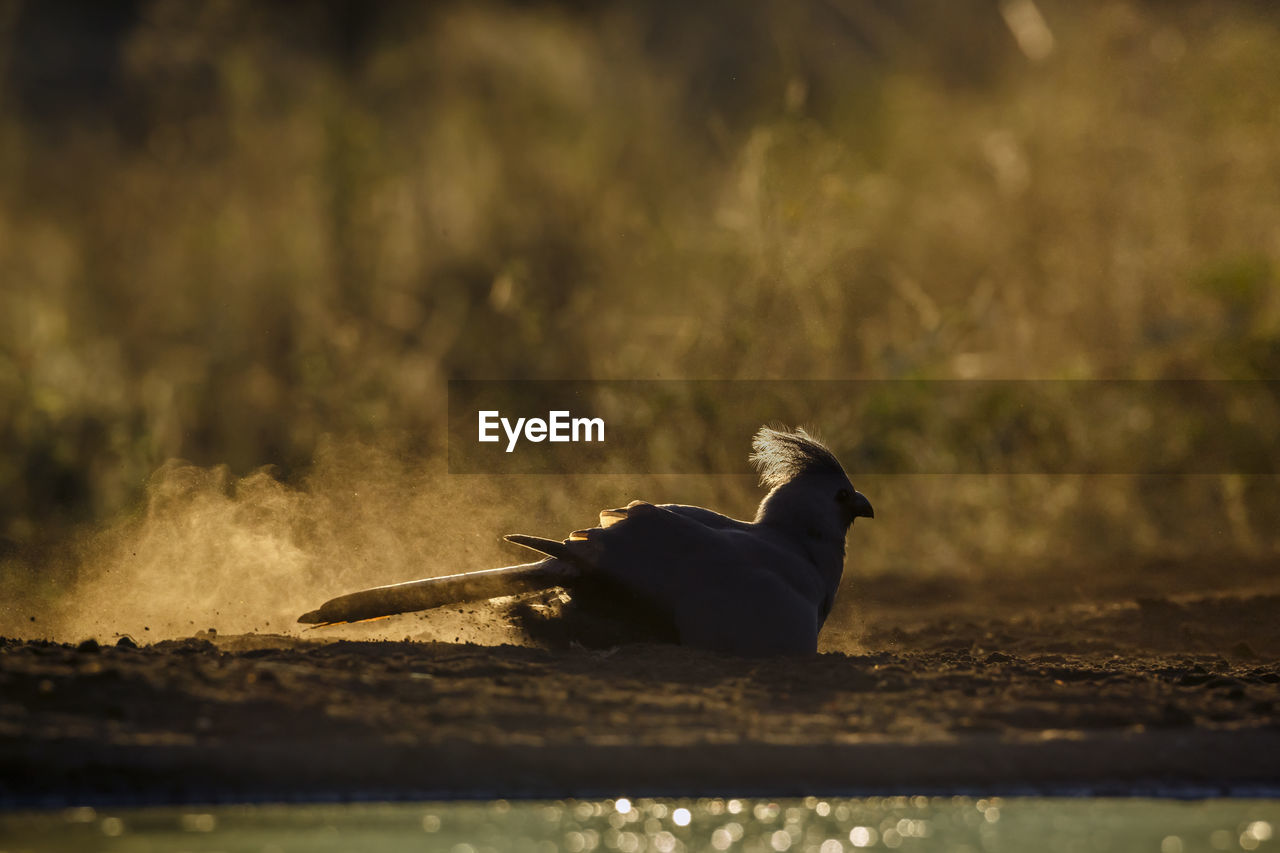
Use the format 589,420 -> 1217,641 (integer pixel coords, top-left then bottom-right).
298,426 -> 873,655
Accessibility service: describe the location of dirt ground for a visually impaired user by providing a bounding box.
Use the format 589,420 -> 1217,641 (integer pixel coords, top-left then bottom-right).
2,577 -> 1279,806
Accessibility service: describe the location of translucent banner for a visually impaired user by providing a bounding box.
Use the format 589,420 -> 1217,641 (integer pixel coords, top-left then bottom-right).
447,380 -> 1280,475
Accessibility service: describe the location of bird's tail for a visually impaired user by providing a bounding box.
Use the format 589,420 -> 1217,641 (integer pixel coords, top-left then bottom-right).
296,558 -> 579,627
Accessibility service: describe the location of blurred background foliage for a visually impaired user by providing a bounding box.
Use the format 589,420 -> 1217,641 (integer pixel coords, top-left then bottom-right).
1,0 -> 1278,619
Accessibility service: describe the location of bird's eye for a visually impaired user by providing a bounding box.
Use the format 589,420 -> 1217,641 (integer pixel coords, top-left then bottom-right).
835,488 -> 851,503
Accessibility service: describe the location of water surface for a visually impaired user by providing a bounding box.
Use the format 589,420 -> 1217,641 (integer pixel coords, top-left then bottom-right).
2,797 -> 1277,852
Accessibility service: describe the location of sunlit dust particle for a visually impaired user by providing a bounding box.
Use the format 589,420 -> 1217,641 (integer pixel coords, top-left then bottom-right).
770,830 -> 791,851
101,817 -> 124,837
820,840 -> 843,853
422,815 -> 441,832
815,802 -> 831,817
673,808 -> 691,827
727,800 -> 742,815
711,829 -> 733,850
615,798 -> 632,815
1161,837 -> 1183,853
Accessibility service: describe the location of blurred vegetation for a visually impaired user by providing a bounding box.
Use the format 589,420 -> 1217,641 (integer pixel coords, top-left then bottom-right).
2,0 -> 1279,604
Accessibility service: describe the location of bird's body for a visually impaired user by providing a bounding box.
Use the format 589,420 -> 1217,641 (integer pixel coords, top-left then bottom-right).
298,426 -> 873,656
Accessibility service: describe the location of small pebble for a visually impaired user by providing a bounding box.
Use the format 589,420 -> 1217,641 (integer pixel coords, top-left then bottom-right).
116,636 -> 138,649
76,639 -> 100,654
1231,641 -> 1258,660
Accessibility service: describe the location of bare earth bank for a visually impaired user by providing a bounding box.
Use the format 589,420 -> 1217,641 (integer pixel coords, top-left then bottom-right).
2,587 -> 1278,806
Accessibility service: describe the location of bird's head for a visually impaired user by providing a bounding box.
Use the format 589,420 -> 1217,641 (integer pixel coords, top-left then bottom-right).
749,426 -> 874,542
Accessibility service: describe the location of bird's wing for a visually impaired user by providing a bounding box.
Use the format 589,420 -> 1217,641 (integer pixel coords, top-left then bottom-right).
524,501 -> 820,655
657,503 -> 757,531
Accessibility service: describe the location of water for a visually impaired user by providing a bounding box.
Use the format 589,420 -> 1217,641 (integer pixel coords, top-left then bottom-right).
0,797 -> 1276,853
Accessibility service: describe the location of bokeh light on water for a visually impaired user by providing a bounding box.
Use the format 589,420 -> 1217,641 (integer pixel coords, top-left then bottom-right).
0,797 -> 1276,853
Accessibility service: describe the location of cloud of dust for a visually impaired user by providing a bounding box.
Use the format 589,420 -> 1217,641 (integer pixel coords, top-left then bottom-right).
25,439 -> 529,643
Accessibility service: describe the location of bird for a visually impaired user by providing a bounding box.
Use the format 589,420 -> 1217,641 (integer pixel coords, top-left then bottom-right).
297,426 -> 873,655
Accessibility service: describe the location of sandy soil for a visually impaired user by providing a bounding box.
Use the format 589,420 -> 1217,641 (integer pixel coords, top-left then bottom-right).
2,581 -> 1279,806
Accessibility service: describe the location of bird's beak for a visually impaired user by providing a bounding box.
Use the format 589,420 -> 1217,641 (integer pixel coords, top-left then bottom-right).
852,491 -> 874,520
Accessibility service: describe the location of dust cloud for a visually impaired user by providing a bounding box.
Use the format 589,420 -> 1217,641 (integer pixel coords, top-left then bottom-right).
8,440 -> 528,643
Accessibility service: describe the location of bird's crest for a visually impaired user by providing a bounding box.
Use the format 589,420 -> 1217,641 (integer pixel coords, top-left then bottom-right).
749,426 -> 846,489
